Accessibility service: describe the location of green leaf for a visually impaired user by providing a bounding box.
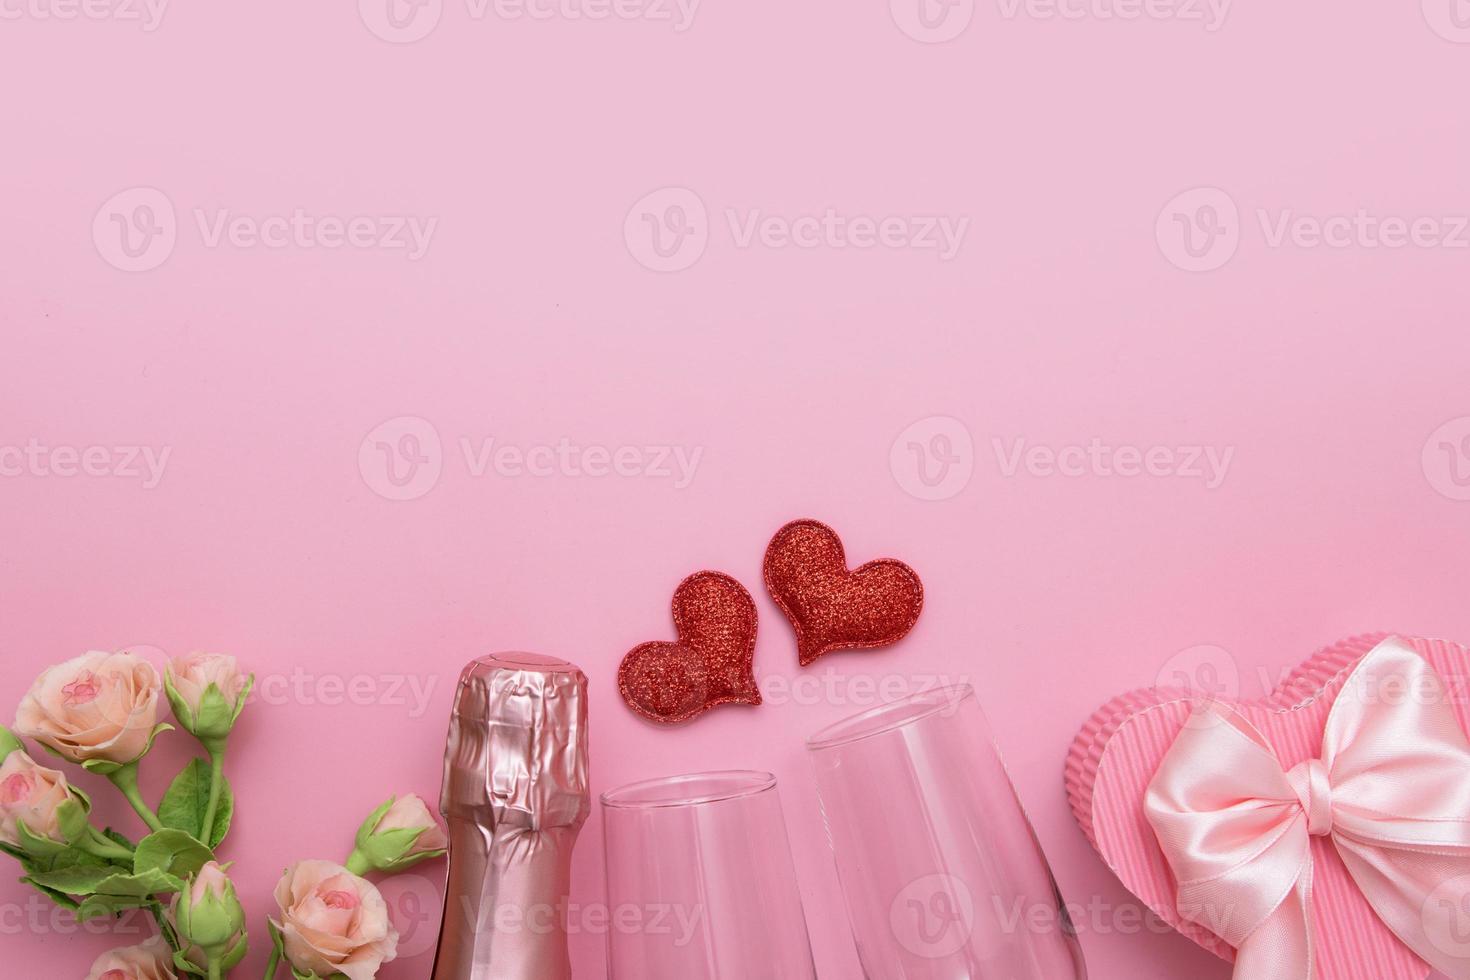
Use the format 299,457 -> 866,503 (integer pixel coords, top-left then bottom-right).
56,800 -> 89,844
19,844 -> 108,877
76,892 -> 150,921
25,864 -> 114,895
171,948 -> 207,977
15,819 -> 66,856
94,866 -> 184,897
19,877 -> 81,909
233,674 -> 255,722
159,759 -> 233,848
134,829 -> 214,880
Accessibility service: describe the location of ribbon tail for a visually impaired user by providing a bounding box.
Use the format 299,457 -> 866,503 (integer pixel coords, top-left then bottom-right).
1231,860 -> 1315,980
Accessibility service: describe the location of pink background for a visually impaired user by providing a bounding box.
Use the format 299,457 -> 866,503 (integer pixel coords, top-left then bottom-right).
3,0 -> 1470,977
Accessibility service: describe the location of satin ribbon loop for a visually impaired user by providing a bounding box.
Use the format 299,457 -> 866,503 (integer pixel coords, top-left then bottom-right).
1286,758 -> 1333,837
1144,637 -> 1470,980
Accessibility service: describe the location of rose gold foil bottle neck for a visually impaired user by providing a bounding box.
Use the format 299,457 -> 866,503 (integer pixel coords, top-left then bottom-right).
430,652 -> 590,980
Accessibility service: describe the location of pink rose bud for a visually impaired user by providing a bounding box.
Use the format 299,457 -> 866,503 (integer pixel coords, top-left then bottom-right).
349,793 -> 449,874
164,653 -> 252,746
13,651 -> 163,767
84,937 -> 177,980
272,860 -> 399,980
0,751 -> 78,848
171,861 -> 248,970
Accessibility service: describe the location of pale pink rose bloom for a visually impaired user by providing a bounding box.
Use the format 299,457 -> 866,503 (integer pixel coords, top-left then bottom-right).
84,936 -> 177,980
0,752 -> 73,846
13,651 -> 161,765
165,653 -> 247,715
377,794 -> 448,854
273,860 -> 399,980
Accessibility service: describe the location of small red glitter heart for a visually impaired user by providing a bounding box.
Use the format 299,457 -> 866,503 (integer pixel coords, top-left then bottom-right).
618,571 -> 762,725
763,519 -> 924,666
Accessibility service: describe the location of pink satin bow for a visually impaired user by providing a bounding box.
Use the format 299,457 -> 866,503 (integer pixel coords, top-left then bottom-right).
1145,637 -> 1470,979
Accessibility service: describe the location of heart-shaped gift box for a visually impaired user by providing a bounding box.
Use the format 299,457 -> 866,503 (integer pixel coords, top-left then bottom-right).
1065,633 -> 1470,980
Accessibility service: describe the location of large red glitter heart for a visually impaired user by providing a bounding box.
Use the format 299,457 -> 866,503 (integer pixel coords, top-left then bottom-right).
763,519 -> 924,666
617,571 -> 761,724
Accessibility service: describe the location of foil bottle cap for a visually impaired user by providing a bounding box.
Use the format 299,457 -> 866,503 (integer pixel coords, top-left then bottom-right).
431,653 -> 590,980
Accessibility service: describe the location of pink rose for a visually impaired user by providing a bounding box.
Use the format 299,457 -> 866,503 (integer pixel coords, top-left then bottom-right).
273,860 -> 398,980
84,937 -> 177,980
376,794 -> 449,855
0,752 -> 73,846
13,651 -> 161,766
164,653 -> 250,741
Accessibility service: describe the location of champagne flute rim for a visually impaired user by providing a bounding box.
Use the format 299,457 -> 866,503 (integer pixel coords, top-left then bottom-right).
600,769 -> 778,809
805,684 -> 977,750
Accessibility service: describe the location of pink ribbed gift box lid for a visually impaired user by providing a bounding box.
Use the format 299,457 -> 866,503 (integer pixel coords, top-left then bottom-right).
1065,633 -> 1470,980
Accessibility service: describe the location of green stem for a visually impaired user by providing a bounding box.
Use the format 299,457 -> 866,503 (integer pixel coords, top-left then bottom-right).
344,849 -> 372,876
263,936 -> 282,979
79,827 -> 135,863
209,960 -> 222,980
201,744 -> 227,844
107,763 -> 164,832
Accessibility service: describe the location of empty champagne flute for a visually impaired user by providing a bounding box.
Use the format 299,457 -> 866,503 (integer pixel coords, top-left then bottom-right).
807,686 -> 1087,979
601,770 -> 818,979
